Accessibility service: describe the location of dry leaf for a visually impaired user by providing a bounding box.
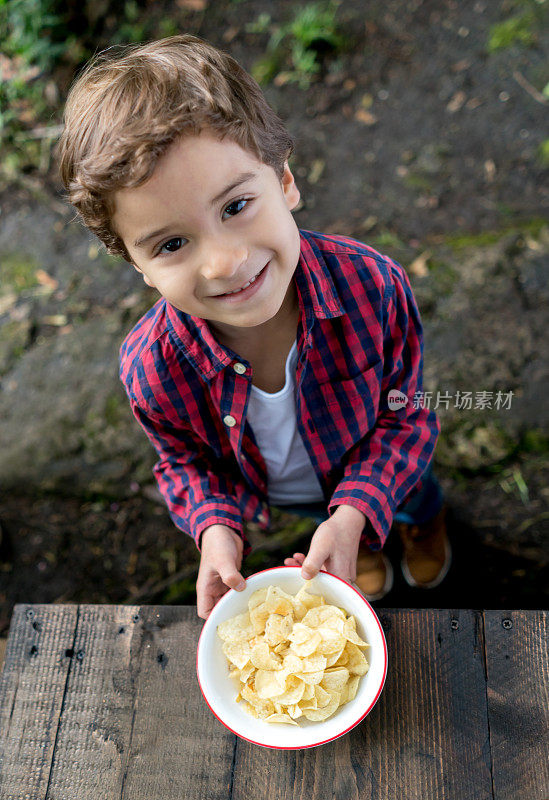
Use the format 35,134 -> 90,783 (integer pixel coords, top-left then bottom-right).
35,269 -> 58,290
308,159 -> 325,185
484,159 -> 496,182
354,109 -> 377,125
447,91 -> 466,113
42,314 -> 68,326
408,251 -> 431,277
176,0 -> 207,8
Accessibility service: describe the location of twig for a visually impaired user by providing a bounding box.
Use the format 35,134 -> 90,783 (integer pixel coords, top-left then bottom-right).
513,70 -> 547,105
516,511 -> 549,535
23,124 -> 64,140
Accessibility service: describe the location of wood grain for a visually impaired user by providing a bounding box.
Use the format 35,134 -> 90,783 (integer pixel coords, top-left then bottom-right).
116,606 -> 236,800
484,610 -> 549,800
231,609 -> 493,800
1,606 -> 547,800
0,603 -> 78,798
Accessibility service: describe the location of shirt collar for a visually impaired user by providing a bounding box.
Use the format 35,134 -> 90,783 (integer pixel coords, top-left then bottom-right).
165,228 -> 345,380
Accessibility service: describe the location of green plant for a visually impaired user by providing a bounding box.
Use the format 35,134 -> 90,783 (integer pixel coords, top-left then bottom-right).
0,0 -> 75,72
249,2 -> 345,89
538,138 -> 549,167
487,0 -> 547,52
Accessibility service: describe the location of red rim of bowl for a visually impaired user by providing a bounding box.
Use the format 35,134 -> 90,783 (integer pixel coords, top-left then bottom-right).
196,565 -> 388,749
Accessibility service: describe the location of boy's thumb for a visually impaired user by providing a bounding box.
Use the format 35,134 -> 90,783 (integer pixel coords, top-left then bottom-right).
222,569 -> 246,591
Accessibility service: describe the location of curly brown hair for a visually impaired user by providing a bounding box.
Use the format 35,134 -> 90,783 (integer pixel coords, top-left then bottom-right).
56,35 -> 295,262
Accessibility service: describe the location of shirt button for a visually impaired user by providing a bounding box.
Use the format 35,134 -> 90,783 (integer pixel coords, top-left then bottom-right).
223,414 -> 237,427
233,362 -> 247,374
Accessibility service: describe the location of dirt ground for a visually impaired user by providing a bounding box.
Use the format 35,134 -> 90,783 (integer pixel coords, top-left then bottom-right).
1,0 -> 548,637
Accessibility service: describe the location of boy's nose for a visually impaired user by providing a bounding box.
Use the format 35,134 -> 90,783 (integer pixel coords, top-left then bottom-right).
199,241 -> 248,282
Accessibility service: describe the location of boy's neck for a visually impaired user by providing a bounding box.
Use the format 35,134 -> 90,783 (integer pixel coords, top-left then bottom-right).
208,279 -> 300,353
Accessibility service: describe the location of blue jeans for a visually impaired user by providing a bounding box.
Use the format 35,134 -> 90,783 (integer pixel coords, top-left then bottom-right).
273,462 -> 444,528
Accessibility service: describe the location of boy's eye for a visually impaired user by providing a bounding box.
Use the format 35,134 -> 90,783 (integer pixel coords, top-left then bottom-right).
157,237 -> 185,255
223,198 -> 250,218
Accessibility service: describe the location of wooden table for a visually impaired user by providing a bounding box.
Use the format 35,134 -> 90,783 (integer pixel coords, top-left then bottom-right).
0,606 -> 547,800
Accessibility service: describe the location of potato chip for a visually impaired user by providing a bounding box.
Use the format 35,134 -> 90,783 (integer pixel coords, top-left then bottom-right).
300,653 -> 327,673
264,712 -> 299,725
251,640 -> 283,671
241,682 -> 276,718
295,669 -> 325,686
217,611 -> 254,642
248,588 -> 268,611
289,624 -> 322,657
345,642 -> 370,676
313,684 -> 332,708
302,691 -> 341,721
325,646 -> 346,667
255,668 -> 287,699
340,675 -> 360,705
316,627 -> 346,655
320,667 -> 350,692
217,582 -> 370,725
343,616 -> 369,647
294,584 -> 323,610
222,639 -> 252,670
264,613 -> 293,646
274,675 -> 306,706
287,703 -> 303,719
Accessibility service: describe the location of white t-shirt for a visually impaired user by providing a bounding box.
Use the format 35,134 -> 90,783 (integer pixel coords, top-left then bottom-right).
246,339 -> 325,506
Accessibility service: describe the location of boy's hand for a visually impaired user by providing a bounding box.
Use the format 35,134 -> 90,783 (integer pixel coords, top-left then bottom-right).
283,505 -> 367,583
196,524 -> 246,620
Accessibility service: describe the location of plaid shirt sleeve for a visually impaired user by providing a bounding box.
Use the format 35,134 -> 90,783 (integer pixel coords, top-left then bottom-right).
128,397 -> 252,555
327,257 -> 440,549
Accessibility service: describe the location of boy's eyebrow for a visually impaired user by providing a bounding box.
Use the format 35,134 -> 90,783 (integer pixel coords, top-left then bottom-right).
209,170 -> 257,207
132,170 -> 258,249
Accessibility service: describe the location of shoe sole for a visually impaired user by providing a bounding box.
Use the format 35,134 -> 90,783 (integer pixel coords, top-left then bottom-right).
353,554 -> 394,602
401,537 -> 452,589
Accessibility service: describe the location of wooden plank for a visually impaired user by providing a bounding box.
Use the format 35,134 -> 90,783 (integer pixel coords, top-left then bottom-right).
117,606 -> 236,800
1,604 -> 236,800
41,604 -> 142,798
484,610 -> 549,800
0,603 -> 78,798
231,609 -> 493,800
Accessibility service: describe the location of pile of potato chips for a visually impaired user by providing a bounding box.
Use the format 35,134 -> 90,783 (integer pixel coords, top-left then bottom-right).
217,582 -> 370,725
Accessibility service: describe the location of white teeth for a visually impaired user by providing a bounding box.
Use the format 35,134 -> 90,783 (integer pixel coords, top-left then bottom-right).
222,267 -> 263,295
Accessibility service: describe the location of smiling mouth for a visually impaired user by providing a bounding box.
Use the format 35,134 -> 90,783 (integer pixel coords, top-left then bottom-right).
215,264 -> 268,297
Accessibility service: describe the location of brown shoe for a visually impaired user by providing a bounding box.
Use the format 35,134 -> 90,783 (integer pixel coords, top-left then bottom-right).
395,506 -> 451,588
354,547 -> 393,601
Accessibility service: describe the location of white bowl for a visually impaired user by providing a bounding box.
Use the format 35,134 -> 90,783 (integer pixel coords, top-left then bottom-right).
196,566 -> 388,749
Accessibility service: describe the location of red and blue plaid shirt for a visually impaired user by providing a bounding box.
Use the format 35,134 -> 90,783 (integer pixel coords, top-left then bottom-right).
119,229 -> 440,556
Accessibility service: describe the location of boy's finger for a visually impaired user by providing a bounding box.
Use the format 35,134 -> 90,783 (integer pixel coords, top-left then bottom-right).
301,544 -> 331,580
197,592 -> 214,620
221,570 -> 246,591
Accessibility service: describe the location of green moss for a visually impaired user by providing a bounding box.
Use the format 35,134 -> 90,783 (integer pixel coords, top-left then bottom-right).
370,230 -> 408,251
163,577 -> 196,604
519,429 -> 549,455
104,393 -> 126,427
403,172 -> 435,193
425,259 -> 459,296
538,139 -> 549,167
0,252 -> 40,294
442,219 -> 547,251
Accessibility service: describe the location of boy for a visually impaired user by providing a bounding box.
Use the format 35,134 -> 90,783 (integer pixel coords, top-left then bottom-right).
57,35 -> 450,619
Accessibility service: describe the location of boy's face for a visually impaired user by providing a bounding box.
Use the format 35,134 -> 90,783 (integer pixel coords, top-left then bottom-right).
112,130 -> 301,342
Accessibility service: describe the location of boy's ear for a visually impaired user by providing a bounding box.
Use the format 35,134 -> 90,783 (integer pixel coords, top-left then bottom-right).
281,161 -> 300,211
131,262 -> 155,288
